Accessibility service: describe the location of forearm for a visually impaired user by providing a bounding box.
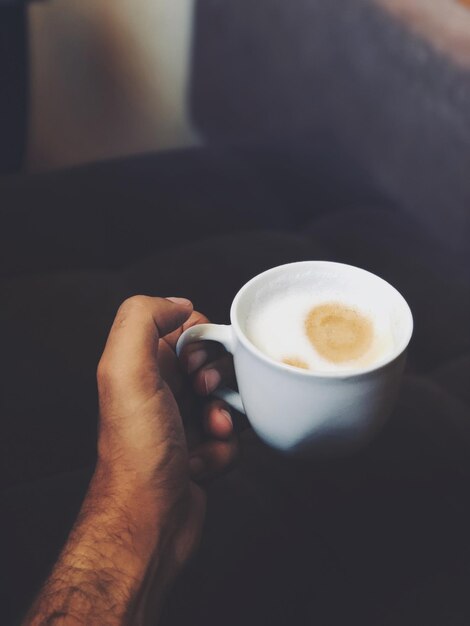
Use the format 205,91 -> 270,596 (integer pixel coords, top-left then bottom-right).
22,296 -> 212,624
22,471 -> 165,626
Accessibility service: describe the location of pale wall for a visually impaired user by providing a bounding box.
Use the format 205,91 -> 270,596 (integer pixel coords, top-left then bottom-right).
27,0 -> 199,171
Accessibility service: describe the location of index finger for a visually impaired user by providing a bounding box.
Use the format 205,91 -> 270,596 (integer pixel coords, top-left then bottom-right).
100,295 -> 193,387
162,309 -> 210,351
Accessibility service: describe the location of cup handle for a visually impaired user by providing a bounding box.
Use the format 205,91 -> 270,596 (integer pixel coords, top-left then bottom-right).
176,324 -> 245,415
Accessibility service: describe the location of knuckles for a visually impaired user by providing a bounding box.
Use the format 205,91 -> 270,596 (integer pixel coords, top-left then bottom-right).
115,295 -> 152,326
96,357 -> 110,384
214,440 -> 238,468
96,357 -> 116,396
119,295 -> 151,311
96,356 -> 132,387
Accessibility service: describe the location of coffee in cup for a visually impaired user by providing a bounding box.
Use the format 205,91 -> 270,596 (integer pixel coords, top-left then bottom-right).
245,289 -> 396,373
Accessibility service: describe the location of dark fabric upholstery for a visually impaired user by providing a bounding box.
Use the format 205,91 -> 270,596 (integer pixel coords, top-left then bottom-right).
0,140 -> 386,277
191,0 -> 470,256
2,146 -> 469,625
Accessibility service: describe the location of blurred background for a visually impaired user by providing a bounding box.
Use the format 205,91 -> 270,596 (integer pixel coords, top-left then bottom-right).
27,0 -> 200,170
3,0 -> 467,255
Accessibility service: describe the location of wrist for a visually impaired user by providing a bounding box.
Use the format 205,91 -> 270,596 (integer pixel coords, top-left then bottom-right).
23,473 -> 171,626
80,465 -> 194,621
86,466 -> 165,560
88,458 -> 200,575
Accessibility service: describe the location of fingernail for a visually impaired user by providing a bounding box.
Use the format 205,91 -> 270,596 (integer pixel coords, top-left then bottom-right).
220,409 -> 232,427
187,349 -> 208,374
204,368 -> 221,394
189,456 -> 205,478
166,297 -> 192,307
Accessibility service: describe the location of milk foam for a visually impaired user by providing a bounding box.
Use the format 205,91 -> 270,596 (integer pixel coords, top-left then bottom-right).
245,288 -> 395,373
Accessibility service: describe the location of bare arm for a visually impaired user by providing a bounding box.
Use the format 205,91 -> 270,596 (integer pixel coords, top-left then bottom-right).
23,296 -> 237,626
23,475 -> 164,625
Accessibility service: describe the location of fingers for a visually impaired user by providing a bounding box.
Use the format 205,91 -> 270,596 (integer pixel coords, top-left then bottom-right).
184,400 -> 236,482
180,341 -> 236,396
161,307 -> 239,483
203,399 -> 234,440
175,312 -> 237,399
203,398 -> 250,438
189,436 -> 239,482
193,354 -> 237,396
183,340 -> 224,374
98,295 -> 193,395
163,309 -> 210,352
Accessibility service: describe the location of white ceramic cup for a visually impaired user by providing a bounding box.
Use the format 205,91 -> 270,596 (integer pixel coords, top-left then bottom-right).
176,261 -> 413,454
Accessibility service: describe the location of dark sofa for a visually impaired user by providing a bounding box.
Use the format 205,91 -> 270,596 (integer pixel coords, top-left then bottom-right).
2,1 -> 470,624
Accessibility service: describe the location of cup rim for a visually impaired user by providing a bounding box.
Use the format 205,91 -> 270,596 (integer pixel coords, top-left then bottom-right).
230,261 -> 414,379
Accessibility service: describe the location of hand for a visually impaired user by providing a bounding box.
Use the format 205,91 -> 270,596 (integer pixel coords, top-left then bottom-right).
23,295 -> 238,626
154,302 -> 237,476
96,295 -> 238,566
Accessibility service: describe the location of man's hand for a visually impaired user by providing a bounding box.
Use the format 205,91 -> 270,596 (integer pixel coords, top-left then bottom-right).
23,296 -> 237,626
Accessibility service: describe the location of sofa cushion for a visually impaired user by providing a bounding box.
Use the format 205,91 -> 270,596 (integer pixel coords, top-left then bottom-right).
191,0 -> 470,254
